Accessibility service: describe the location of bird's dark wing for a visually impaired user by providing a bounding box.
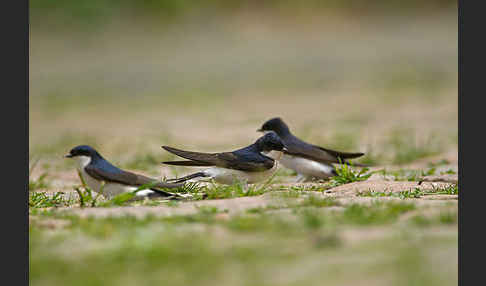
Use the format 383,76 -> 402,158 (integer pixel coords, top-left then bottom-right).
162,146 -> 274,172
284,137 -> 364,164
162,160 -> 213,167
217,152 -> 274,172
84,164 -> 183,190
313,145 -> 364,160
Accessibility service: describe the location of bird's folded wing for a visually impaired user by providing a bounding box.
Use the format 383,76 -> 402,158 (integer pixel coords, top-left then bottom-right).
313,145 -> 364,160
219,152 -> 274,172
84,165 -> 182,189
162,160 -> 213,167
285,144 -> 363,164
162,146 -> 273,172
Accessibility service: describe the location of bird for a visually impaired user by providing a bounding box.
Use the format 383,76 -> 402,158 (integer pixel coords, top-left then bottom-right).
65,145 -> 187,199
161,132 -> 288,185
257,117 -> 365,182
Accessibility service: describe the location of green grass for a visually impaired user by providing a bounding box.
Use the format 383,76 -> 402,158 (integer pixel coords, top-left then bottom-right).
298,195 -> 339,208
430,184 -> 458,195
30,227 -> 457,286
36,171 -> 202,209
410,211 -> 458,227
410,215 -> 433,227
29,192 -> 74,208
30,196 -> 457,286
201,177 -> 276,200
440,169 -> 456,175
357,184 -> 458,199
163,206 -> 226,225
375,167 -> 440,182
329,164 -> 373,187
396,188 -> 427,199
29,199 -> 451,234
439,211 -> 457,224
225,214 -> 290,233
274,189 -> 303,198
287,184 -> 332,192
297,208 -> 328,230
73,170 -> 105,207
246,194 -> 339,215
340,201 -> 415,225
223,199 -> 415,230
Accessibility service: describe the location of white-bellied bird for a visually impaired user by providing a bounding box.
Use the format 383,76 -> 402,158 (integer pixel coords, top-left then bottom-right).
257,117 -> 365,182
162,132 -> 288,184
65,145 -> 186,199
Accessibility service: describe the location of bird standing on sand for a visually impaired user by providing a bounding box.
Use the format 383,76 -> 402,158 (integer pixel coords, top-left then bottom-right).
65,145 -> 186,199
162,132 -> 288,185
257,117 -> 365,182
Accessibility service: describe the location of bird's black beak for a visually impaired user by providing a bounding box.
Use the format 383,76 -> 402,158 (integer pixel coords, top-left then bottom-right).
257,128 -> 263,132
64,154 -> 73,158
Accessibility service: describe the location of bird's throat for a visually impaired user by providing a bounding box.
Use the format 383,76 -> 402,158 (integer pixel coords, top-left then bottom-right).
75,155 -> 92,169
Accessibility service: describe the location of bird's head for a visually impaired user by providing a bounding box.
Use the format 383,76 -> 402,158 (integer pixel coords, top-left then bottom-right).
64,145 -> 103,168
255,132 -> 288,153
65,145 -> 100,158
257,117 -> 290,136
64,145 -> 102,168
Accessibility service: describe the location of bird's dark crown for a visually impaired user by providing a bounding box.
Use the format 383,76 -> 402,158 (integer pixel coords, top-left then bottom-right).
66,145 -> 101,158
258,117 -> 290,135
254,132 -> 286,152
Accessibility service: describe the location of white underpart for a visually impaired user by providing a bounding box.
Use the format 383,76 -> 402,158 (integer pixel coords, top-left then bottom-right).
200,151 -> 283,184
74,156 -> 154,199
264,151 -> 335,179
76,155 -> 92,169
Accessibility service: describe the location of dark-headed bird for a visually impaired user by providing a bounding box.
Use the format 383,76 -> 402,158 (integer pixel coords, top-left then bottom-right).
65,145 -> 186,199
257,117 -> 365,181
162,132 -> 287,184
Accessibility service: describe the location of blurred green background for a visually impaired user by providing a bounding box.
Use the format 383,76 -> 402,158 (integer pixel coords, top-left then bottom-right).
30,0 -> 457,163
31,0 -> 455,27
